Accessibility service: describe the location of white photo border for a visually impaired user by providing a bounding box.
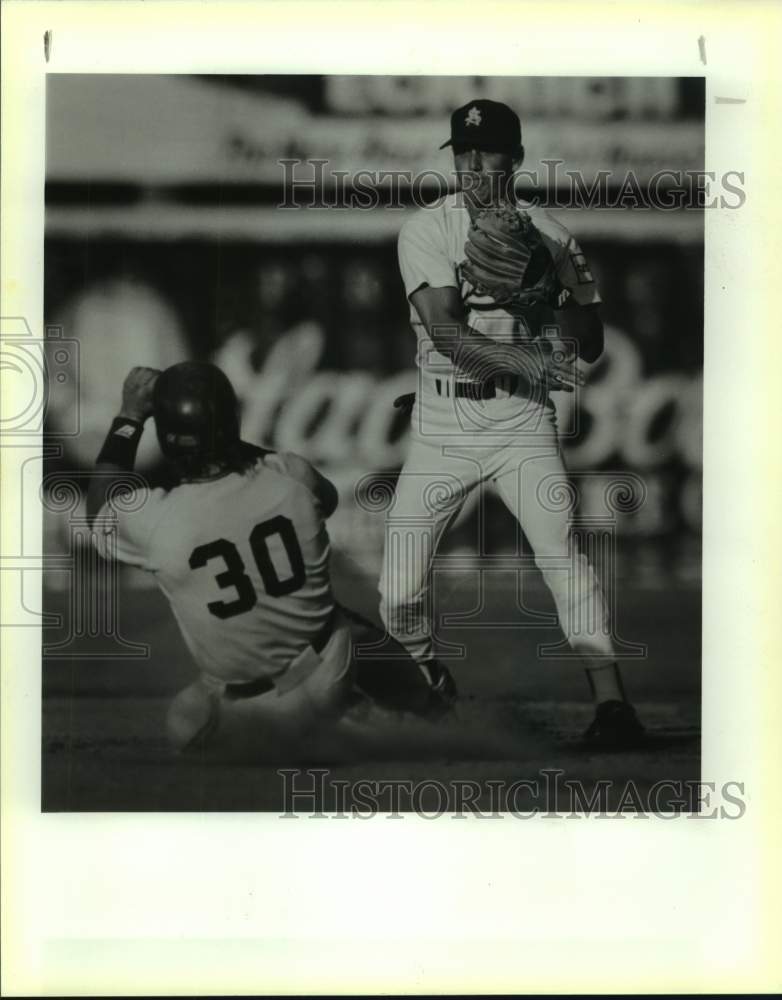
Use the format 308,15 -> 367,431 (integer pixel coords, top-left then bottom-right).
2,1 -> 781,993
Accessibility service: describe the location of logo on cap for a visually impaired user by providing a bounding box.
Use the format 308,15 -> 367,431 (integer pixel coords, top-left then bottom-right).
113,423 -> 138,439
465,106 -> 482,127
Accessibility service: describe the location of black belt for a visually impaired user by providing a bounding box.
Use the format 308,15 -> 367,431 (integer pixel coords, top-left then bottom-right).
223,607 -> 337,701
435,377 -> 516,400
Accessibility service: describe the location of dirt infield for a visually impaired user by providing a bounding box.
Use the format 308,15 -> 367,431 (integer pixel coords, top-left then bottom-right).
42,572 -> 701,813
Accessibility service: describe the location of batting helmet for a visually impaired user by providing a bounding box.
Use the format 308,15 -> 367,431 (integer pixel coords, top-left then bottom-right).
153,361 -> 240,467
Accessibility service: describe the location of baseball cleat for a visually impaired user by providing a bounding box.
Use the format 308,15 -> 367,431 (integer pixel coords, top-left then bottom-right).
582,699 -> 646,750
413,660 -> 458,719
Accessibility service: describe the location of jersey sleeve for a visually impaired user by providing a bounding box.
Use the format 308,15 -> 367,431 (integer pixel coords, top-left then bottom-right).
262,451 -> 334,516
398,211 -> 458,299
91,487 -> 167,568
552,234 -> 602,307
263,451 -> 312,487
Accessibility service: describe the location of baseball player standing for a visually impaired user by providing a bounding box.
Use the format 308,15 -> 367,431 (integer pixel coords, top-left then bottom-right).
87,362 -> 444,761
379,99 -> 645,747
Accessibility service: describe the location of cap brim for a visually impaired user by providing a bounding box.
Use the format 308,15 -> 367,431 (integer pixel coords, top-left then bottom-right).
439,139 -> 453,149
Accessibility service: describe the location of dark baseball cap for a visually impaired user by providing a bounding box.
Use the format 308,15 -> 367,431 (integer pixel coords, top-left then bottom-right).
439,99 -> 522,152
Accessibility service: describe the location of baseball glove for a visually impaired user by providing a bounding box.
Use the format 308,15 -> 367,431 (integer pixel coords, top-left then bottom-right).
461,201 -> 569,310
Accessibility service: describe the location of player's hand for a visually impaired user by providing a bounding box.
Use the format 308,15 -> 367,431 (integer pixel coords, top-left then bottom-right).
508,341 -> 584,394
119,366 -> 161,422
539,337 -> 585,393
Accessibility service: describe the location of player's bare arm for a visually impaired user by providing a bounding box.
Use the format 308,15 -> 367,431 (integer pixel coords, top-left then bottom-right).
86,365 -> 160,526
409,284 -> 584,392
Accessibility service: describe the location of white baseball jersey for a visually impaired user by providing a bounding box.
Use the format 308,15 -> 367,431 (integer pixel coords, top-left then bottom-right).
93,451 -> 334,684
398,192 -> 600,378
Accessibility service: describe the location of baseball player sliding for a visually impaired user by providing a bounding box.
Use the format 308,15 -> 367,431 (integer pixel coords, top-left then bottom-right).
86,362 -> 443,760
379,99 -> 645,748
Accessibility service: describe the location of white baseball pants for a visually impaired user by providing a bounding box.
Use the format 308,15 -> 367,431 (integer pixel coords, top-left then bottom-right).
379,379 -> 616,668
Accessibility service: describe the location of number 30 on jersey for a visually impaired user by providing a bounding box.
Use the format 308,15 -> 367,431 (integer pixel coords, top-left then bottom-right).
188,515 -> 305,619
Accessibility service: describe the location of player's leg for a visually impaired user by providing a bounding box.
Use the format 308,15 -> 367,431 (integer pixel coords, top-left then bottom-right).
378,437 -> 476,676
493,443 -> 613,662
166,678 -> 221,751
166,677 -> 306,760
492,432 -> 644,745
165,615 -> 395,762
